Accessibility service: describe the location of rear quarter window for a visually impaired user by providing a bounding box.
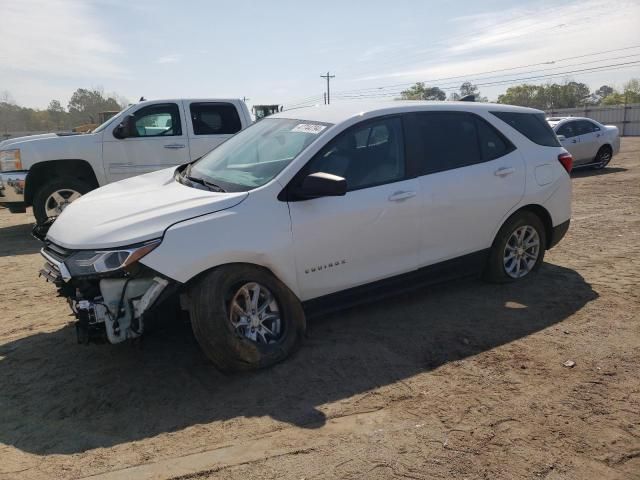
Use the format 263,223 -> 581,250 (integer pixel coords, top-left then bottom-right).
491,111 -> 560,147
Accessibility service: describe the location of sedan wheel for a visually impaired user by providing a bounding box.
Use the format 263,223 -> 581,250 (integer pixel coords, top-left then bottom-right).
592,147 -> 612,170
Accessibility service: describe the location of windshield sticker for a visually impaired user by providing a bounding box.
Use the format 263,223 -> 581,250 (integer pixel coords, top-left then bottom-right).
291,123 -> 327,134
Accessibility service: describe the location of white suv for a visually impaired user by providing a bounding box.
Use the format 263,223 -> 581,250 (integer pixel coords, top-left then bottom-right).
39,101 -> 572,371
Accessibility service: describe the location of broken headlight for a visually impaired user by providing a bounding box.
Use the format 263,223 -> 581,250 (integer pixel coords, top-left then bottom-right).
65,239 -> 161,277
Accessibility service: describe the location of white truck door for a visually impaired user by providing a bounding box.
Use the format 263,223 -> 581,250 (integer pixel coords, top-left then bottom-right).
288,116 -> 421,301
183,100 -> 245,160
102,102 -> 190,182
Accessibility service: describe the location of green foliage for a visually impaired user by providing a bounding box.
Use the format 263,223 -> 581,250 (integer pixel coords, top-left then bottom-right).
497,79 -> 640,108
67,88 -> 122,124
400,82 -> 446,100
0,88 -> 128,133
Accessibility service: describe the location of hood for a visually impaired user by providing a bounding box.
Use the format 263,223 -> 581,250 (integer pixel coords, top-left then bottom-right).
46,167 -> 249,249
0,133 -> 58,149
1,132 -> 100,169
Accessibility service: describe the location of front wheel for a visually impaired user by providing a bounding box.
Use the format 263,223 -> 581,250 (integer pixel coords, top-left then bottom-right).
32,177 -> 93,224
484,211 -> 546,283
189,265 -> 306,372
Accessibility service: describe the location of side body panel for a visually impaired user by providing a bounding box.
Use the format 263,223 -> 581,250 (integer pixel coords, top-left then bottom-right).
102,101 -> 191,182
417,148 -> 525,266
289,178 -> 422,300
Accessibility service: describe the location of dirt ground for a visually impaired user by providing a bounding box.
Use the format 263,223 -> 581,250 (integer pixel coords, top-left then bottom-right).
1,139 -> 639,480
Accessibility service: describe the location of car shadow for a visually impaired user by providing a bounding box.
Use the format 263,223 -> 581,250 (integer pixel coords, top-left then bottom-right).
0,222 -> 41,257
571,166 -> 627,178
0,263 -> 598,455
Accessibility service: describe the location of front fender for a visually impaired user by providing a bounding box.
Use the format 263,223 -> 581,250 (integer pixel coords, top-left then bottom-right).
140,190 -> 299,298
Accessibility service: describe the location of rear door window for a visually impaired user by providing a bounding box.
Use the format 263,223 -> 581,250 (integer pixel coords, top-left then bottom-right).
491,111 -> 560,147
557,122 -> 578,138
474,116 -> 516,161
575,120 -> 595,136
412,112 -> 483,174
190,102 -> 242,135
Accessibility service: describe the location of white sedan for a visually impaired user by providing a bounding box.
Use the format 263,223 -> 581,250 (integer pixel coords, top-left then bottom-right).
547,116 -> 620,169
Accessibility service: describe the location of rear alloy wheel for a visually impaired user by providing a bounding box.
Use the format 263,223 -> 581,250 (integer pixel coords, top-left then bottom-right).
592,146 -> 612,170
503,225 -> 541,279
484,211 -> 546,283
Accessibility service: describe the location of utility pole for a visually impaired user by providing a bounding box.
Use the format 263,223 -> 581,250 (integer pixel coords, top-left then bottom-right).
242,96 -> 250,103
320,71 -> 335,104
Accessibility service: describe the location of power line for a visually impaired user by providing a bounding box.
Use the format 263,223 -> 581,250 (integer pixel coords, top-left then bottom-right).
331,44 -> 640,97
331,61 -> 640,100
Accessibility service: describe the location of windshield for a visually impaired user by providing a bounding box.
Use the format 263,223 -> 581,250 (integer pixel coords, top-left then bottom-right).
92,104 -> 135,133
189,118 -> 331,191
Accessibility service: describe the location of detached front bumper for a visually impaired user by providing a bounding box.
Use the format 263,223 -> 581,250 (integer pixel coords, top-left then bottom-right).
39,241 -> 174,344
0,170 -> 27,204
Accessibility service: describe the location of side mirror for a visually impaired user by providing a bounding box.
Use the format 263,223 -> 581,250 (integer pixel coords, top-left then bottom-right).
113,114 -> 136,139
295,172 -> 347,199
557,134 -> 566,141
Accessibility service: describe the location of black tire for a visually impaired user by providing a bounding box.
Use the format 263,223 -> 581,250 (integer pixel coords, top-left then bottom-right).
483,211 -> 547,283
32,176 -> 93,224
592,145 -> 612,170
189,264 -> 306,372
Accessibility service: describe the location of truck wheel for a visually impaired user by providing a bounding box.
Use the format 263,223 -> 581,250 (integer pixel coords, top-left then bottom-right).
484,211 -> 546,283
33,177 -> 92,224
189,265 -> 306,372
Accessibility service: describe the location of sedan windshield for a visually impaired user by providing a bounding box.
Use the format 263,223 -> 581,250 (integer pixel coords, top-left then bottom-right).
189,118 -> 331,191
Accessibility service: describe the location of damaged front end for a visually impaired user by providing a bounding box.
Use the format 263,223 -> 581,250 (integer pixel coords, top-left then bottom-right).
39,239 -> 176,345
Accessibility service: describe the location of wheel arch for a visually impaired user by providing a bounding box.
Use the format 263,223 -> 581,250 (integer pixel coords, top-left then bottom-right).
25,159 -> 99,205
497,204 -> 554,249
183,261 -> 302,302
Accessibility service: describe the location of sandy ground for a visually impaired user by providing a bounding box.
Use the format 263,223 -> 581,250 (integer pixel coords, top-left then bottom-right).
0,139 -> 639,480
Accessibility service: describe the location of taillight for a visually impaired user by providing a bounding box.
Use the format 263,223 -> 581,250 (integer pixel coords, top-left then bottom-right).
558,152 -> 573,173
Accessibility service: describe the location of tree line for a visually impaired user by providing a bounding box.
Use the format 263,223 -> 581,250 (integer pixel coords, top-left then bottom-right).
0,88 -> 128,134
401,78 -> 640,109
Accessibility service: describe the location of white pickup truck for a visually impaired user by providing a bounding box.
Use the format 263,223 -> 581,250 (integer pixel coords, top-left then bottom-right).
0,98 -> 252,223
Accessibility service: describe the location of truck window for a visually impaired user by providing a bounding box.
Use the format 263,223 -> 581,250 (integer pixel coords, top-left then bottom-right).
132,103 -> 182,137
190,103 -> 242,135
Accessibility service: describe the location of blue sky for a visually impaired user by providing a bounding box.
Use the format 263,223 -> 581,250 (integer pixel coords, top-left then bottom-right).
1,0 -> 639,109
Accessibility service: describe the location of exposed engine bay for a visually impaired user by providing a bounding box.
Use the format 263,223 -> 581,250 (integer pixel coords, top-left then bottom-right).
39,239 -> 176,344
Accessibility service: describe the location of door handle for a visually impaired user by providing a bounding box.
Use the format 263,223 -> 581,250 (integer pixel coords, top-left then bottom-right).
494,167 -> 515,177
164,144 -> 186,149
571,139 -> 577,143
388,190 -> 416,202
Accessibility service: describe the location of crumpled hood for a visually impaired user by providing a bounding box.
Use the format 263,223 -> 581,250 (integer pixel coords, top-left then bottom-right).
46,167 -> 248,249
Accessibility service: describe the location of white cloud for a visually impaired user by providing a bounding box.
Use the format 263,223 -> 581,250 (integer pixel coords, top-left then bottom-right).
348,0 -> 640,91
0,0 -> 125,79
155,54 -> 182,64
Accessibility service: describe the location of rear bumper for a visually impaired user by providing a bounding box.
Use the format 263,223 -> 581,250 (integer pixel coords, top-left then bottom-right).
549,219 -> 570,249
0,170 -> 27,203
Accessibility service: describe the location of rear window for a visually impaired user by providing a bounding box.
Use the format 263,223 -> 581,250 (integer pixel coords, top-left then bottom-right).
190,102 -> 242,135
491,111 -> 560,147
